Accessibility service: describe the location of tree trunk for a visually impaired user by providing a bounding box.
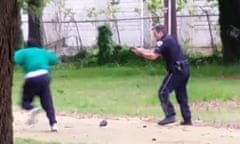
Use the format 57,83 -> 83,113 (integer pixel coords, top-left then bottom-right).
171,0 -> 177,39
219,0 -> 240,63
164,0 -> 177,38
17,6 -> 24,50
0,0 -> 19,143
143,1 -> 153,48
164,0 -> 168,33
27,0 -> 43,47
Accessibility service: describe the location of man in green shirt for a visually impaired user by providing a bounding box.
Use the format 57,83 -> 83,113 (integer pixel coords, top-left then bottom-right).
14,38 -> 58,132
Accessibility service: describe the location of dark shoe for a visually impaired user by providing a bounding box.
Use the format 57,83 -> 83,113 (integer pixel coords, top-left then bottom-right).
158,116 -> 176,125
180,120 -> 192,126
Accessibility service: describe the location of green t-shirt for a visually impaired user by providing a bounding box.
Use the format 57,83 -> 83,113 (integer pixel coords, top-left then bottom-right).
14,47 -> 58,74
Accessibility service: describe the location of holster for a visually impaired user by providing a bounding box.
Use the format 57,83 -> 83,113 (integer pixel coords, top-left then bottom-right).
169,60 -> 189,72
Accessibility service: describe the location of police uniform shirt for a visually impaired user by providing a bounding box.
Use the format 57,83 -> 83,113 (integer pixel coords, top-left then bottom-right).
154,34 -> 186,71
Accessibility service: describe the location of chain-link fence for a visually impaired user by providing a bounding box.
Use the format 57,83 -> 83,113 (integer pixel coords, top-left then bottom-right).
21,14 -> 220,56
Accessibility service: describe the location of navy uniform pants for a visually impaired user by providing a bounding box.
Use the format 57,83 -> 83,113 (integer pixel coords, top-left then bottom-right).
21,74 -> 57,126
158,66 -> 191,121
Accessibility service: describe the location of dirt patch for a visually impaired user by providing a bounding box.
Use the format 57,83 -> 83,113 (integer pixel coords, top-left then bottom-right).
190,100 -> 240,112
14,109 -> 240,144
221,75 -> 240,80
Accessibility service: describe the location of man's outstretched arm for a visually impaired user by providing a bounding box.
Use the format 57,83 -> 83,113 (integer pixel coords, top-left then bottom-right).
132,48 -> 160,61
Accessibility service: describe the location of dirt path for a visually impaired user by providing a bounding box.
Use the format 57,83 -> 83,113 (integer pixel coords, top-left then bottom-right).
14,110 -> 240,144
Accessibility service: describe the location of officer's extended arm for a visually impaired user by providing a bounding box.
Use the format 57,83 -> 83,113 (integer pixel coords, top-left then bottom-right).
132,48 -> 160,61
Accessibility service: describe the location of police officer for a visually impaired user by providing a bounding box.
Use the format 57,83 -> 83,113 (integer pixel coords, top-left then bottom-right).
131,24 -> 192,125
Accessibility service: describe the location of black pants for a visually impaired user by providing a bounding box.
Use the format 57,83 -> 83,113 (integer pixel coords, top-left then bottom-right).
21,74 -> 57,126
158,67 -> 191,121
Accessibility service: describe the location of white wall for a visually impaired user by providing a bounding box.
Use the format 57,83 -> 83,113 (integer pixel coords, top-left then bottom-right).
21,0 -> 220,55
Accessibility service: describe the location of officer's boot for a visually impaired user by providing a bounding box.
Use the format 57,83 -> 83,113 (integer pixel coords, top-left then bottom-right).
158,116 -> 175,125
158,103 -> 176,125
180,117 -> 192,126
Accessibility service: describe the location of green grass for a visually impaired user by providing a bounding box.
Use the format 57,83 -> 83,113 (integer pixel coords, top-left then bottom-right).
12,64 -> 240,121
15,138 -> 60,144
15,138 -> 86,144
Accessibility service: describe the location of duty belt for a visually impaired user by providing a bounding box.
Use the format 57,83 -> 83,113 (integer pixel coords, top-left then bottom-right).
172,60 -> 189,72
175,60 -> 189,66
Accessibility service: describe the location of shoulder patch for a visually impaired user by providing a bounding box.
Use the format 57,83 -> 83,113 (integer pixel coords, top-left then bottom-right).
157,41 -> 163,47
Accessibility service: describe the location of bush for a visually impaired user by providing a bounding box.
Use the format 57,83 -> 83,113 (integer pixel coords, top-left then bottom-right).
63,48 -> 227,68
111,45 -> 156,66
60,50 -> 98,68
96,24 -> 150,66
97,24 -> 114,65
63,31 -> 226,68
187,52 -> 223,67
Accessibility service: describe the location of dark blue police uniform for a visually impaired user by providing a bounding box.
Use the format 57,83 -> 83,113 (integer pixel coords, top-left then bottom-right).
154,34 -> 191,124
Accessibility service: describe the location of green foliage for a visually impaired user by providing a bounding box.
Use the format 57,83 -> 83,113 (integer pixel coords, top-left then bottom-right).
97,24 -> 114,65
176,0 -> 188,11
64,46 -> 159,68
208,0 -> 219,7
102,5 -> 120,18
146,0 -> 163,10
86,8 -> 98,18
111,45 -> 157,66
145,0 -> 163,24
86,5 -> 120,19
63,44 -> 226,69
187,52 -> 223,66
145,0 -> 189,24
67,52 -> 98,68
17,0 -> 50,16
53,0 -> 75,21
145,0 -> 189,13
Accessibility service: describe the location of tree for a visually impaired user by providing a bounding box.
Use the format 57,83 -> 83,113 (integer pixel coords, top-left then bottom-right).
18,0 -> 49,47
145,0 -> 163,25
16,2 -> 24,50
218,0 -> 240,63
163,0 -> 177,38
50,0 -> 84,52
86,3 -> 121,44
145,0 -> 188,25
27,0 -> 48,47
0,0 -> 19,143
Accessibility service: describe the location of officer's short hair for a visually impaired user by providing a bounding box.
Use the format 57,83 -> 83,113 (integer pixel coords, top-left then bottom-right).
27,38 -> 40,47
152,24 -> 167,34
